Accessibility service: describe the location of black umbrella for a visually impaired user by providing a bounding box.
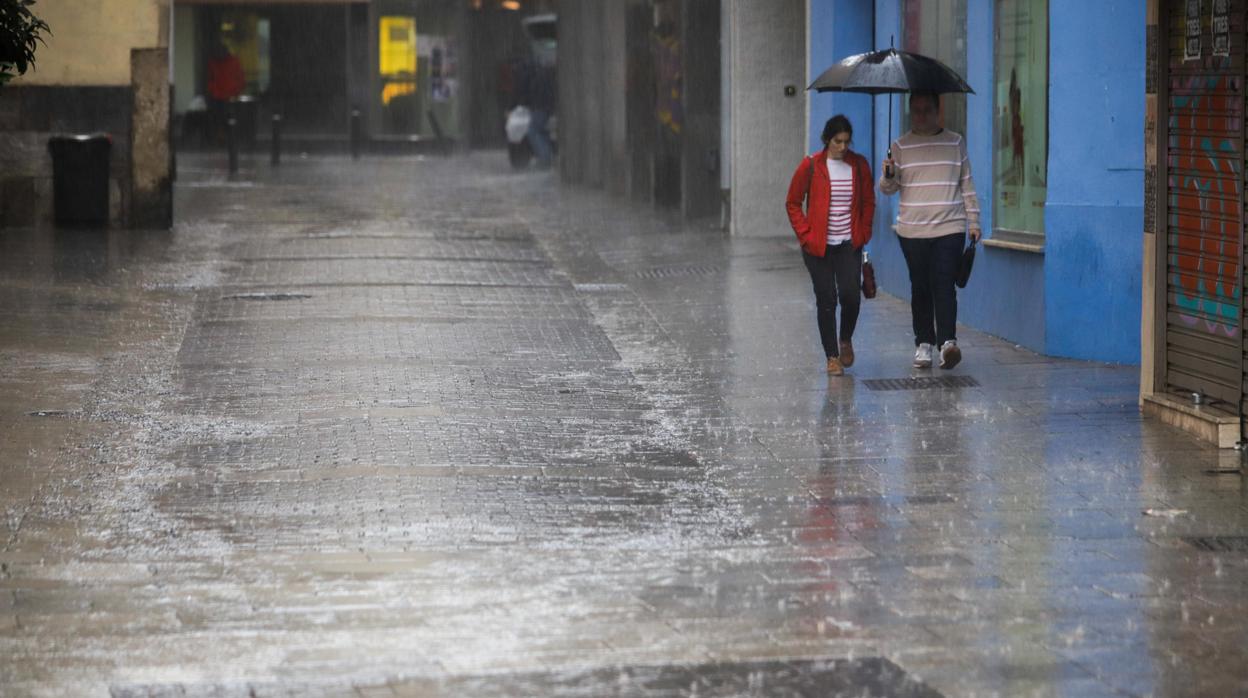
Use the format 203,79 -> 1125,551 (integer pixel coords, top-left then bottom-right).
807,47 -> 974,171
807,48 -> 974,95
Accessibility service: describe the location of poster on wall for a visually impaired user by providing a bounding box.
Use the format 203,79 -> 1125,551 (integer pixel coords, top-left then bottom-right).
419,35 -> 458,103
1185,0 -> 1202,61
1213,0 -> 1229,57
654,32 -> 682,135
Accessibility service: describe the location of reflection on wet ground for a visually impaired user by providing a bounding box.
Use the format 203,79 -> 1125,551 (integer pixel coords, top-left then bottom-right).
0,152 -> 1245,696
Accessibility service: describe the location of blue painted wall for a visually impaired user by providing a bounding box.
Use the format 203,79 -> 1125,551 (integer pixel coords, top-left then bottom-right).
808,0 -> 874,156
956,1 -> 1047,354
867,0 -> 909,305
857,0 -> 1043,349
841,0 -> 1142,362
865,0 -> 1046,354
1044,1 -> 1145,364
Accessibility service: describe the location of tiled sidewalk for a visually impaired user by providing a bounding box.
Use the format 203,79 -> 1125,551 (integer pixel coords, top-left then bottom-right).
0,152 -> 1245,697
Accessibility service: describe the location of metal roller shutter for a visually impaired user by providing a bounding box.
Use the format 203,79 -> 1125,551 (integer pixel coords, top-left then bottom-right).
1162,0 -> 1245,411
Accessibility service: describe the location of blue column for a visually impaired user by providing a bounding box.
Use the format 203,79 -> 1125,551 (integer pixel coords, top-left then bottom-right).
808,0 -> 875,156
868,0 -> 906,294
957,0 -> 1049,355
1043,1 -> 1145,363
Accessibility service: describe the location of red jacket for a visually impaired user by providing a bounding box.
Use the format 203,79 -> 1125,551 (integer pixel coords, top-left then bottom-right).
207,55 -> 245,101
785,148 -> 875,256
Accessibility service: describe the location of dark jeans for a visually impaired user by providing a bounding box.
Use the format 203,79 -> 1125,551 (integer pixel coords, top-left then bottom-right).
898,232 -> 965,347
526,108 -> 554,167
803,242 -> 861,358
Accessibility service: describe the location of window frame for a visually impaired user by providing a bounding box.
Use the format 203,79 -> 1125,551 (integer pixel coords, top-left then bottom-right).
989,0 -> 1050,247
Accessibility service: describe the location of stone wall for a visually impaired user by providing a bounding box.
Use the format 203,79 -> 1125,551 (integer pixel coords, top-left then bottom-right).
1,0 -> 169,229
726,0 -> 805,237
0,86 -> 132,227
557,0 -> 722,218
130,48 -> 171,229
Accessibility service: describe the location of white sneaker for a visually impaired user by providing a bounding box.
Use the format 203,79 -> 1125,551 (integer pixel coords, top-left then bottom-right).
913,343 -> 933,368
939,340 -> 962,369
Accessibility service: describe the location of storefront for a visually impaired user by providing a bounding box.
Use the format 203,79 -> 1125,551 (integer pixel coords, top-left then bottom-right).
172,0 -> 467,147
1141,0 -> 1248,446
807,0 -> 1146,369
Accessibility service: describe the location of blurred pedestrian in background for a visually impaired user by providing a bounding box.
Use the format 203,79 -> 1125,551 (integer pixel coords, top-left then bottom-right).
206,40 -> 245,145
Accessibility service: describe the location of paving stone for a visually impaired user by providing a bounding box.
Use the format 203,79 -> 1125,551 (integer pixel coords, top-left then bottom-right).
0,152 -> 1245,695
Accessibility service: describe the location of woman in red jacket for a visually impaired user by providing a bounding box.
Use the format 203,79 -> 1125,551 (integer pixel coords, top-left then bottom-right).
786,115 -> 875,376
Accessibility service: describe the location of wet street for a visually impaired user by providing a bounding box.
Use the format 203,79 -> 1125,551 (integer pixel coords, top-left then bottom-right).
2,151 -> 1247,697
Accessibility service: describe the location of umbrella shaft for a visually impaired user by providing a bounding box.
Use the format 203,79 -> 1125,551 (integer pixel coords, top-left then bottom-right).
883,93 -> 893,147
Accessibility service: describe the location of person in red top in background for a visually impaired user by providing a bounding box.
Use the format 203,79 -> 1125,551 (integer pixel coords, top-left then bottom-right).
785,115 -> 875,376
205,41 -> 245,144
207,47 -> 244,102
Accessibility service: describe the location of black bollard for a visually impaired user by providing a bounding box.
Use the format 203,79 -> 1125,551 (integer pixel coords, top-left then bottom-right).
271,113 -> 282,166
350,108 -> 362,160
227,116 -> 238,175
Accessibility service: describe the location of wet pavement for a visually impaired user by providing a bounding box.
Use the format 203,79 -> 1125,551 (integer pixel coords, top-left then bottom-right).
1,151 -> 1247,697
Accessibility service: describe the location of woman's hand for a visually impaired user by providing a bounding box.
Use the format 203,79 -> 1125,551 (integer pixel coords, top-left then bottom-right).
969,227 -> 982,243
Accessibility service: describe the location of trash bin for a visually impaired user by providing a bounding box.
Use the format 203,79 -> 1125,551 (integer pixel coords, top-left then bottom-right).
47,133 -> 112,226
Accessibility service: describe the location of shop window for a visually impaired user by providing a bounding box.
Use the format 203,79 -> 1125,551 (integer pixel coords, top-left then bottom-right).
993,0 -> 1048,240
901,0 -> 968,136
219,12 -> 270,96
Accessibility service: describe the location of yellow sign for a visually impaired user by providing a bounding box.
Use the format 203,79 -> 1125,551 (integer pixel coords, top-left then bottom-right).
380,16 -> 417,105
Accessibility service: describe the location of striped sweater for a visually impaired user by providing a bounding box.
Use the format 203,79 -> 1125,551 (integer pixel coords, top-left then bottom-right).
825,157 -> 854,244
878,129 -> 981,239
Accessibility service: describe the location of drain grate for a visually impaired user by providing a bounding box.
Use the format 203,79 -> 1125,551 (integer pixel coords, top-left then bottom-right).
113,657 -> 944,697
863,375 -> 980,391
820,494 -> 956,507
573,283 -> 629,293
52,300 -> 121,312
26,410 -> 70,418
757,264 -> 802,272
1183,536 -> 1248,553
433,229 -> 531,242
222,292 -> 312,301
634,264 -> 721,279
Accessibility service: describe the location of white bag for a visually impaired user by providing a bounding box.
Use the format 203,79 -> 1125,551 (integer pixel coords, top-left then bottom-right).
505,106 -> 531,143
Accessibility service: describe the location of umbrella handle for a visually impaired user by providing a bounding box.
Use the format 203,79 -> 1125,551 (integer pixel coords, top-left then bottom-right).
885,94 -> 894,177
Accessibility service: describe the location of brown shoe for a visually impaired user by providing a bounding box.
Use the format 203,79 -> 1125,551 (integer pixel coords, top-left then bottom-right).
839,340 -> 855,367
826,356 -> 844,376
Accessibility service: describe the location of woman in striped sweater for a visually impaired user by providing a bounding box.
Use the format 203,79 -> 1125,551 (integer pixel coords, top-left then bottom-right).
879,92 -> 982,370
785,115 -> 876,376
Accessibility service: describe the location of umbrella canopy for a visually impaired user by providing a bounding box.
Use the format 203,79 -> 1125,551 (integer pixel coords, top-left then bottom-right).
807,47 -> 976,225
807,48 -> 974,95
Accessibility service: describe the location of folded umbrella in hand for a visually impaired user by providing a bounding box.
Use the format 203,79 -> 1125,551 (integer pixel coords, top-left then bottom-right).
955,240 -> 976,289
861,250 -> 877,299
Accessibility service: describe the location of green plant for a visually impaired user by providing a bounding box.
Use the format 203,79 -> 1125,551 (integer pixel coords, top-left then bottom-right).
0,0 -> 50,85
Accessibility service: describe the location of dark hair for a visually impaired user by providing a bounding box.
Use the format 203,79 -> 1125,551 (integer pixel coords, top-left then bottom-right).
909,91 -> 940,108
821,114 -> 853,146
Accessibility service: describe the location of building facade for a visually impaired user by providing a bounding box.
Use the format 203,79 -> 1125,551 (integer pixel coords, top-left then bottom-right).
0,0 -> 560,228
811,0 -> 1146,366
556,0 -> 723,219
0,0 -> 172,228
556,0 -> 1147,369
1139,0 -> 1248,447
172,0 -> 463,149
171,0 -> 556,151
